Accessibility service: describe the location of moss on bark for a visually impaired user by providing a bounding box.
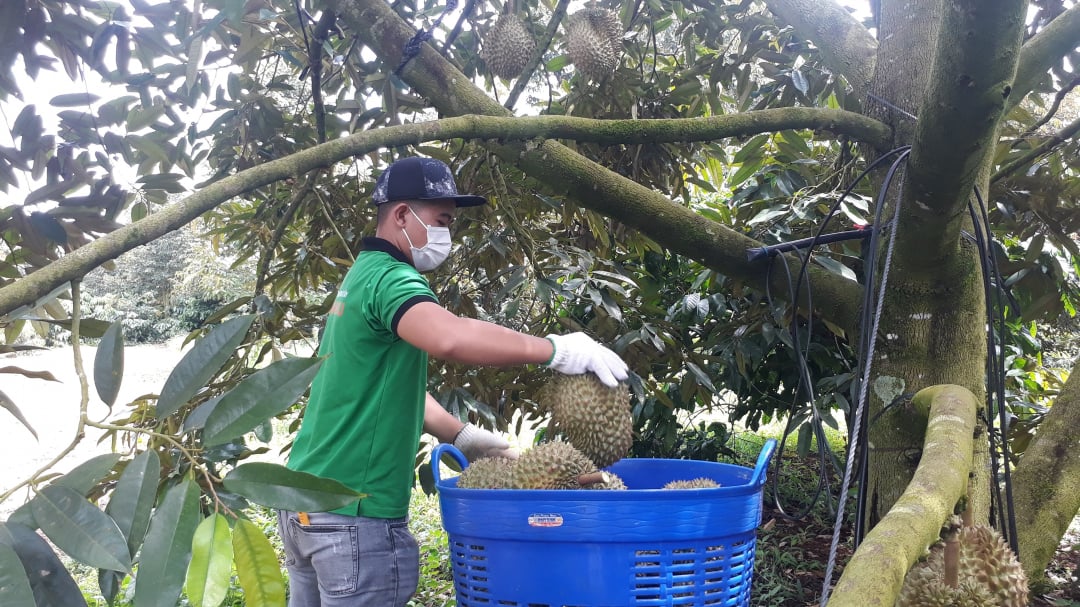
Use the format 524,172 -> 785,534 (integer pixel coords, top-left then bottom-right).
829,384 -> 979,607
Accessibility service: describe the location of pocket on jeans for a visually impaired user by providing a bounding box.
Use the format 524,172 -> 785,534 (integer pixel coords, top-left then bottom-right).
292,520 -> 359,596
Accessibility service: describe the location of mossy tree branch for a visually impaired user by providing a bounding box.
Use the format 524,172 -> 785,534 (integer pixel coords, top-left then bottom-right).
0,111 -> 883,320
762,0 -> 877,97
828,384 -> 978,607
1007,3 -> 1080,114
1011,361 -> 1080,583
902,0 -> 1027,266
328,0 -> 866,335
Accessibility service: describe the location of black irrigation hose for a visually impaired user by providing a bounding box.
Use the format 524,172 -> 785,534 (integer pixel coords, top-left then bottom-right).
968,187 -> 1019,555
760,146 -> 911,523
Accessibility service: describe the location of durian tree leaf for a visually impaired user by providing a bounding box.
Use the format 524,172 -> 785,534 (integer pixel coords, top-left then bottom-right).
156,314 -> 256,419
10,452 -> 127,528
34,317 -> 114,338
232,518 -> 286,607
0,542 -> 35,607
0,388 -> 37,439
0,365 -> 60,381
93,321 -> 124,407
181,395 -> 222,433
133,479 -> 201,607
104,449 -> 160,558
31,485 -> 132,573
202,356 -> 322,446
222,462 -> 364,511
98,569 -> 122,607
185,514 -> 233,607
0,522 -> 87,607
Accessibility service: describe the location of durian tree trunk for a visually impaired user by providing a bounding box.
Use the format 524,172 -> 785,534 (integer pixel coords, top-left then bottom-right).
1011,359 -> 1080,585
829,385 -> 979,607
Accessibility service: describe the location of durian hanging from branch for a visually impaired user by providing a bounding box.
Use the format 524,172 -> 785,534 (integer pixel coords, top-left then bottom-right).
480,0 -> 537,80
564,2 -> 623,80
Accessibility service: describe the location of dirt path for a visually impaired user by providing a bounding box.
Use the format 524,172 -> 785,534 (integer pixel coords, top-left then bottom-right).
0,338 -> 188,518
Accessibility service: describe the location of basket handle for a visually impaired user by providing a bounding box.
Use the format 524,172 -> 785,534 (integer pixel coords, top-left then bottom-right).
750,438 -> 778,486
430,443 -> 469,485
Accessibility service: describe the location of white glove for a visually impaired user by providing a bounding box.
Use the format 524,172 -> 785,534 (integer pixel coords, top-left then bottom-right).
452,424 -> 518,461
545,332 -> 629,388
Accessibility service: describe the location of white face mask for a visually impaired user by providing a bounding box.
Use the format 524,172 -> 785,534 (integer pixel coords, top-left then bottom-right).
402,206 -> 452,272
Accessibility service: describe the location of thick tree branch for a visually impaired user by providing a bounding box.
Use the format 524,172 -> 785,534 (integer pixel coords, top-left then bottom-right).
0,111 -> 881,319
992,113 -> 1080,183
1007,3 -> 1080,114
1012,361 -> 1080,583
763,0 -> 877,97
327,0 -> 865,335
902,0 -> 1026,265
829,384 -> 978,607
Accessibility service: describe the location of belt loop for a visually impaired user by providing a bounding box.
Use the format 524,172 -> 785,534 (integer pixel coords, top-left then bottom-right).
298,512 -> 310,526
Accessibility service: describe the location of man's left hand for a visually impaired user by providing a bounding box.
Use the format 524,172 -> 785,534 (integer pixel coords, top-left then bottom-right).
452,423 -> 518,461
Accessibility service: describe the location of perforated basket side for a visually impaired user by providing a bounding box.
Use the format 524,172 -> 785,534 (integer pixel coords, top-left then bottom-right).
448,533 -> 758,606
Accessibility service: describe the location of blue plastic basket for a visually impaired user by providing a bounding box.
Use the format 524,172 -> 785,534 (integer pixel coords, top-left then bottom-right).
431,439 -> 777,607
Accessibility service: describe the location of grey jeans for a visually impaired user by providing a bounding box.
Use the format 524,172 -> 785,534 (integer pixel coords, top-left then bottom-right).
277,510 -> 419,607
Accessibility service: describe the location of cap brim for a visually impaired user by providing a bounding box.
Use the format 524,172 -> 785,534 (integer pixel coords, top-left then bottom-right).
447,195 -> 487,208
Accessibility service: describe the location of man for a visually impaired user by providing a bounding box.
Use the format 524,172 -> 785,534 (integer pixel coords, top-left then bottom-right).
278,156 -> 629,606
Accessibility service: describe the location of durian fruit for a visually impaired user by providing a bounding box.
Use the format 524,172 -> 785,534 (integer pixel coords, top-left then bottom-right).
456,456 -> 515,489
542,373 -> 632,468
479,4 -> 536,80
564,4 -> 623,80
511,441 -> 601,489
663,478 -> 720,490
896,520 -> 1028,607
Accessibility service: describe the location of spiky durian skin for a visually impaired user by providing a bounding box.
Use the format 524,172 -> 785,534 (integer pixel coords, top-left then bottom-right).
456,457 -> 515,489
511,441 -> 598,489
896,524 -> 1028,607
542,374 -> 632,468
663,478 -> 720,490
480,14 -> 535,79
564,7 -> 622,80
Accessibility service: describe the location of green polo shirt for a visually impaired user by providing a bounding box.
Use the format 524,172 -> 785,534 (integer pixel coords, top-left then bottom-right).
288,237 -> 437,518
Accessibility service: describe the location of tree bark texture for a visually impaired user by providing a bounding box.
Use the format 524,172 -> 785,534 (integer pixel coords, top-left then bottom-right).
1011,361 -> 1080,584
866,240 -> 988,528
1007,3 -> 1080,114
324,0 -> 867,334
829,384 -> 978,607
0,112 -> 882,320
762,0 -> 877,96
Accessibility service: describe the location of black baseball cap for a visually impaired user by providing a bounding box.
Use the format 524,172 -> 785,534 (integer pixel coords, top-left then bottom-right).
370,156 -> 487,207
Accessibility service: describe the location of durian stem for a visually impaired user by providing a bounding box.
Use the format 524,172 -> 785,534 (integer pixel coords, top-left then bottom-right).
576,471 -> 607,487
943,530 -> 960,589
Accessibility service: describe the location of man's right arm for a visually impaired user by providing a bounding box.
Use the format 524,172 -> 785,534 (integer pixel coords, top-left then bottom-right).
396,301 -> 630,387
396,301 -> 553,366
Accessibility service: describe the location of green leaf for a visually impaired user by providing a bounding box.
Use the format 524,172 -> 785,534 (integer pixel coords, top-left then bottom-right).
0,522 -> 87,607
49,92 -> 100,107
94,321 -> 124,407
222,463 -> 364,511
185,514 -> 233,607
0,389 -> 37,439
546,54 -> 570,71
813,255 -> 857,281
34,317 -> 113,338
157,314 -> 256,419
134,479 -> 201,607
0,542 -> 34,607
54,453 -> 123,495
31,486 -> 131,573
233,518 -> 286,607
105,449 -> 160,558
203,356 -> 323,446
130,201 -> 147,222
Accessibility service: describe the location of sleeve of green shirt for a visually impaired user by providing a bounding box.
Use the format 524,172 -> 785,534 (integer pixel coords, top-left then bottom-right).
373,264 -> 438,337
